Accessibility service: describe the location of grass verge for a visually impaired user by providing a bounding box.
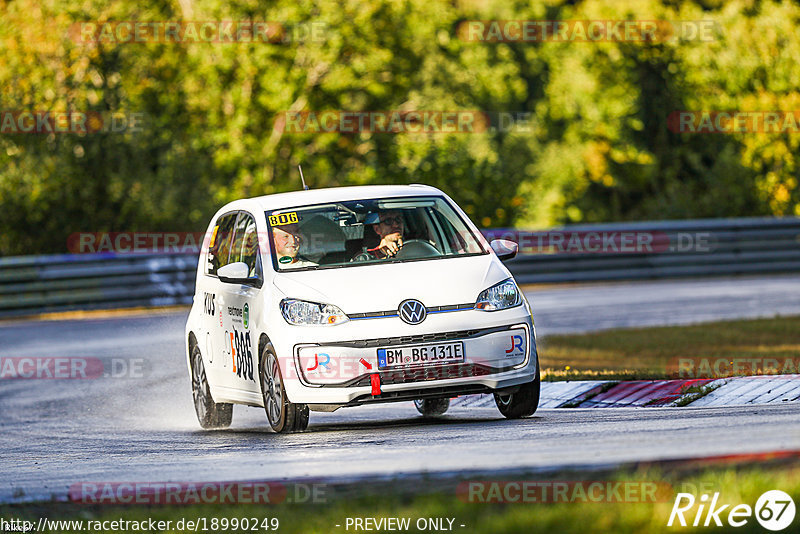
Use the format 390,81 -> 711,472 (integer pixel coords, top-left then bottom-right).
539,315 -> 800,381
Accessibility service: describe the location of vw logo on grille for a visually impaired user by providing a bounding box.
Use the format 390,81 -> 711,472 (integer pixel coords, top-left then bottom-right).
398,299 -> 427,325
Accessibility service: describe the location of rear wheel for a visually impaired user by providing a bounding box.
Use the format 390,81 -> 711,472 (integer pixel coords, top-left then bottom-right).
191,345 -> 233,429
259,342 -> 309,433
494,375 -> 540,419
414,398 -> 450,417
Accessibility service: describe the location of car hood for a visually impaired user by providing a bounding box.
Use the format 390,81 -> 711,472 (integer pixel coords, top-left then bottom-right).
272,254 -> 509,313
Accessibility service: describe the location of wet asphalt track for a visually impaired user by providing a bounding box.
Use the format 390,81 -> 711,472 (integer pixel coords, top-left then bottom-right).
2,275 -> 800,502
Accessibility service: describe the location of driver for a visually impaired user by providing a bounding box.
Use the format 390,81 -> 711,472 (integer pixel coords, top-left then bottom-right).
366,210 -> 405,258
272,223 -> 317,268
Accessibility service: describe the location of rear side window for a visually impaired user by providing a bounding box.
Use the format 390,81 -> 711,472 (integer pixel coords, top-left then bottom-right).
206,212 -> 237,275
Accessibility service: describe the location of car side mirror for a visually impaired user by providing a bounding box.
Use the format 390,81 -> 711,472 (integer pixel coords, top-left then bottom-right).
490,239 -> 518,262
217,262 -> 261,287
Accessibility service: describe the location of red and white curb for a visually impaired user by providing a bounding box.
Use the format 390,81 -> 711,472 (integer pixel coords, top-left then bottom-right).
451,380 -> 607,409
688,374 -> 800,407
449,375 -> 800,409
578,379 -> 714,408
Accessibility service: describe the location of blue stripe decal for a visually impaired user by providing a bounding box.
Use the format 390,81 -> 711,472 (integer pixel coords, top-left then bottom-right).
349,314 -> 399,321
349,307 -> 473,320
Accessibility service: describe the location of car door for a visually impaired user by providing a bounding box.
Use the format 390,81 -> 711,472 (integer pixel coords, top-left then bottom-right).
200,211 -> 238,390
216,211 -> 263,395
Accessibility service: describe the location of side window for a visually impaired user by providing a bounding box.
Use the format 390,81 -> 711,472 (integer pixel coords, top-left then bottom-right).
206,212 -> 238,275
230,212 -> 262,279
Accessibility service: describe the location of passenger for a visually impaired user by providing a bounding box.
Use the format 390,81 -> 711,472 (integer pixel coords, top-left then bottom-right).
272,223 -> 317,268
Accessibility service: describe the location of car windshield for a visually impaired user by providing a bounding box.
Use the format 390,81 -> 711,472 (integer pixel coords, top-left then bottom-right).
266,196 -> 486,271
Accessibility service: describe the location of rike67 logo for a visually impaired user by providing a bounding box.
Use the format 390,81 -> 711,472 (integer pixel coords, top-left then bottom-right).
668,490 -> 796,531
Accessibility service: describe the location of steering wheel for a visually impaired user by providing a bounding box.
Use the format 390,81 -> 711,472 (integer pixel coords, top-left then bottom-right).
351,251 -> 373,262
394,239 -> 440,259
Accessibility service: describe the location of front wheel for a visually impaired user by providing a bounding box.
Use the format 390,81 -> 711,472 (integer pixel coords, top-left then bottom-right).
191,345 -> 233,429
494,375 -> 540,419
259,342 -> 309,433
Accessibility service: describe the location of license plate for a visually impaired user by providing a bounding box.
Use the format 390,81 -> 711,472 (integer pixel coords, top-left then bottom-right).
377,341 -> 465,369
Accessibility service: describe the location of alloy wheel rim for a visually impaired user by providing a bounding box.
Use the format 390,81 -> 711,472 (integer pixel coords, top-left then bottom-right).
262,353 -> 283,425
192,350 -> 208,420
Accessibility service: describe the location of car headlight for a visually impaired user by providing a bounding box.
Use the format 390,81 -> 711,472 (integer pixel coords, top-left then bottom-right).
280,299 -> 349,325
474,279 -> 521,311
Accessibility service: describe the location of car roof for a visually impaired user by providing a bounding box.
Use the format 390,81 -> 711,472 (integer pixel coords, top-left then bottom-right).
223,184 -> 445,213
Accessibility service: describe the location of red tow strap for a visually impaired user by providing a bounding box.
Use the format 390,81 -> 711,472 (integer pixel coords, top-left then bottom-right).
370,373 -> 382,396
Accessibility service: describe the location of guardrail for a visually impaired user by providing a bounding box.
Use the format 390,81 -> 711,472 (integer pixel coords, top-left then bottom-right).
499,216 -> 800,284
0,253 -> 197,318
1,217 -> 799,318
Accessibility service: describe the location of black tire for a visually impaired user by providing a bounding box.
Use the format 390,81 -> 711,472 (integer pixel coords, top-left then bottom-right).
292,403 -> 310,431
191,345 -> 233,429
494,375 -> 540,419
414,398 -> 450,417
259,342 -> 309,433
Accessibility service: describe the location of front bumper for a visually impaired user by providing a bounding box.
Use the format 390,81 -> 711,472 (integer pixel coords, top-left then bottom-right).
276,308 -> 538,405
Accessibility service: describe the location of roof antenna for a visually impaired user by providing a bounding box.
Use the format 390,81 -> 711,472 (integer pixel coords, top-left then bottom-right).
298,165 -> 309,190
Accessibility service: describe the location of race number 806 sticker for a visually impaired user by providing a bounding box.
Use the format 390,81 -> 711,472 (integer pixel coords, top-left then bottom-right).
268,212 -> 299,226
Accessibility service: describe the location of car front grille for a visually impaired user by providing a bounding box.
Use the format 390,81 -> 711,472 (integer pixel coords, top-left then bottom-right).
347,363 -> 498,387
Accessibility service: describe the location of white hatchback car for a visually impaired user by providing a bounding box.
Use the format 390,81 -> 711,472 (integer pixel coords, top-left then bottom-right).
185,184 -> 539,432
